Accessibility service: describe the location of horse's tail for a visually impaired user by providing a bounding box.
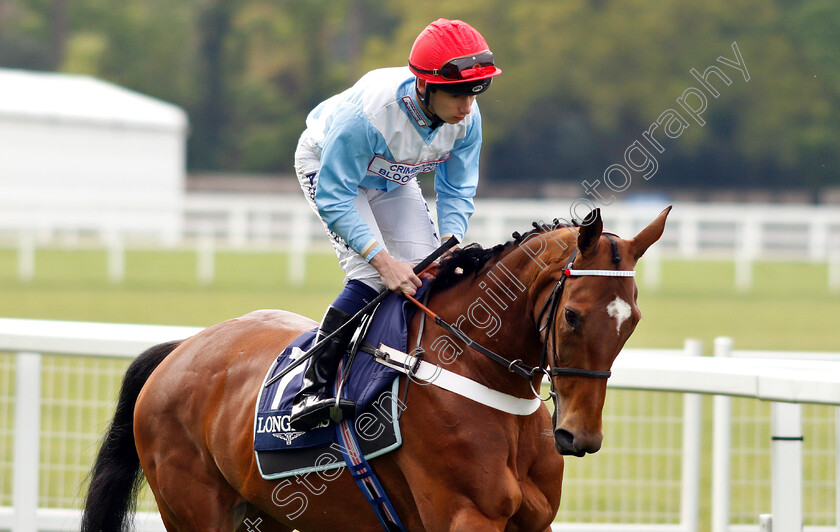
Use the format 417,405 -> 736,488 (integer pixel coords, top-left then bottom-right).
81,339 -> 182,532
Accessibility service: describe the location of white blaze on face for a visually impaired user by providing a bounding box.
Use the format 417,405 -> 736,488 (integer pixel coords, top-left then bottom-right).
606,296 -> 632,335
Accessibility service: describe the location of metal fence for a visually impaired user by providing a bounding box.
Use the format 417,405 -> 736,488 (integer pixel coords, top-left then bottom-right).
0,319 -> 838,531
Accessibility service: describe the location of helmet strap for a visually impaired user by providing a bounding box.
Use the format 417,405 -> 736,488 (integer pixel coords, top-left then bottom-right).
416,82 -> 444,129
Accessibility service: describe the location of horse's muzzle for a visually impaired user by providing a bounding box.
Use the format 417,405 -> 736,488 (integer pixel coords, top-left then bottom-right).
554,428 -> 602,456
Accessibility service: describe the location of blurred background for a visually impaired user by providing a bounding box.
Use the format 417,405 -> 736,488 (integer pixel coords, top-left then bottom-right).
1,0 -> 837,198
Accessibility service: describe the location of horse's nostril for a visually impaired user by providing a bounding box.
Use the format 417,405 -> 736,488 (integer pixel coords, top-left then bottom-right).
555,428 -> 602,456
555,429 -> 579,455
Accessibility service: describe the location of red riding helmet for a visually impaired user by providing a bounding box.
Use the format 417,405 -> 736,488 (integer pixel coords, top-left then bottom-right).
408,19 -> 502,96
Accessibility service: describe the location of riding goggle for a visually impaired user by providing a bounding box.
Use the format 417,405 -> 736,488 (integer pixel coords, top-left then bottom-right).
410,51 -> 496,81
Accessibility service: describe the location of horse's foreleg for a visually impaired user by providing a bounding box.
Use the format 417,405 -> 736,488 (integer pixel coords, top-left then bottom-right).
404,472 -> 515,531
396,419 -> 526,531
448,506 -> 507,531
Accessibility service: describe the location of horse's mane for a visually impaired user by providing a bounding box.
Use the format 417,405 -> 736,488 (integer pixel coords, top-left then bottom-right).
431,219 -> 579,291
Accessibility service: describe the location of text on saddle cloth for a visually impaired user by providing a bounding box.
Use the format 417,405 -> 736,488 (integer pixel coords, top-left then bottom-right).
253,282 -> 429,452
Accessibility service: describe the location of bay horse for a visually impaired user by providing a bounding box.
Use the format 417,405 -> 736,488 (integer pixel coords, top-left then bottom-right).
81,206 -> 670,532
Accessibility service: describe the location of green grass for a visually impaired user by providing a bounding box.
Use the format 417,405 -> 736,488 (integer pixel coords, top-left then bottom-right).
2,249 -> 837,351
0,248 -> 345,325
629,259 -> 840,352
0,247 -> 837,527
0,250 -> 840,352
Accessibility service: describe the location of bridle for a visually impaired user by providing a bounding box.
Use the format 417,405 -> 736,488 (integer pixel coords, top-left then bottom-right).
406,242 -> 637,401
536,248 -> 612,380
535,247 -> 635,380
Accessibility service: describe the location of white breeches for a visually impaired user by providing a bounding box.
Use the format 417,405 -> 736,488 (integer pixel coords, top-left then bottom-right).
295,162 -> 440,291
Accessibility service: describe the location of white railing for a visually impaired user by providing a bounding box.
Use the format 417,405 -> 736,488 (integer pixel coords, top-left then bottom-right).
2,195 -> 840,290
0,319 -> 839,531
0,320 -> 199,532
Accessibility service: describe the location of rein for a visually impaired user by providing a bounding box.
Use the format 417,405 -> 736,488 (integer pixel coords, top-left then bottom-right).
405,294 -> 538,380
406,246 -> 637,392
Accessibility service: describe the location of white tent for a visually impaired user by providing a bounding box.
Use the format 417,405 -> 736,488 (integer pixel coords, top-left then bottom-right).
0,68 -> 189,242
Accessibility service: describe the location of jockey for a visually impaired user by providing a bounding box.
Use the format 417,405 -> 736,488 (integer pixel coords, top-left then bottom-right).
291,18 -> 501,430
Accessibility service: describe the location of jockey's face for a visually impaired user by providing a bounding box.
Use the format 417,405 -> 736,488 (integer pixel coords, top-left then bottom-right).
418,80 -> 476,125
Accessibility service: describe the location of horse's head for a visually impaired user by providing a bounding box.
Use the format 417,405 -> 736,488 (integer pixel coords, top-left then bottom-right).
535,207 -> 671,456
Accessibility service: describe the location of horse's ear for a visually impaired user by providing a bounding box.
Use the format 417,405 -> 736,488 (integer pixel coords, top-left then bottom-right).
577,208 -> 603,257
629,205 -> 672,260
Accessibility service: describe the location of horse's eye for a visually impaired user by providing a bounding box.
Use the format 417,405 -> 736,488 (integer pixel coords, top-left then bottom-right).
565,309 -> 579,329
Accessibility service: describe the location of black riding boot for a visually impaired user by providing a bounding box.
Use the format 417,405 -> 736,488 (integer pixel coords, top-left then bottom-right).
289,306 -> 357,430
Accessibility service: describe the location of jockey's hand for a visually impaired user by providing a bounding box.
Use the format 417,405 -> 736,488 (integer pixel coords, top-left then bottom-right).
418,264 -> 438,281
417,244 -> 459,280
370,250 -> 422,296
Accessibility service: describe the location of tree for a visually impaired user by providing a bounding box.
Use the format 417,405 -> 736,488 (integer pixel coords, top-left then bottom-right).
1,0 -> 837,191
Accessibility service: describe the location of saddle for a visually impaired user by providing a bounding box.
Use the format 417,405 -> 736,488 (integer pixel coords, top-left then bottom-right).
253,284 -> 429,480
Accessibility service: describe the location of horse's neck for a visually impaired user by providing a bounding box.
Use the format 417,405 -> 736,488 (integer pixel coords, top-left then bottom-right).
426,247 -> 547,395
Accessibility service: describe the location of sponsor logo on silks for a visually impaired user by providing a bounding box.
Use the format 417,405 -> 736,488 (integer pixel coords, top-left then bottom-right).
401,96 -> 428,127
256,413 -> 330,445
367,156 -> 447,185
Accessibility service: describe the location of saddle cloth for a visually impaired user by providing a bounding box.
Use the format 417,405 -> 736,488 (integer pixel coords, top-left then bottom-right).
253,283 -> 429,480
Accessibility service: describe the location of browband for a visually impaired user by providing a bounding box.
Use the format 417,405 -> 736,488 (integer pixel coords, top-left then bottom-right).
564,269 -> 636,277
